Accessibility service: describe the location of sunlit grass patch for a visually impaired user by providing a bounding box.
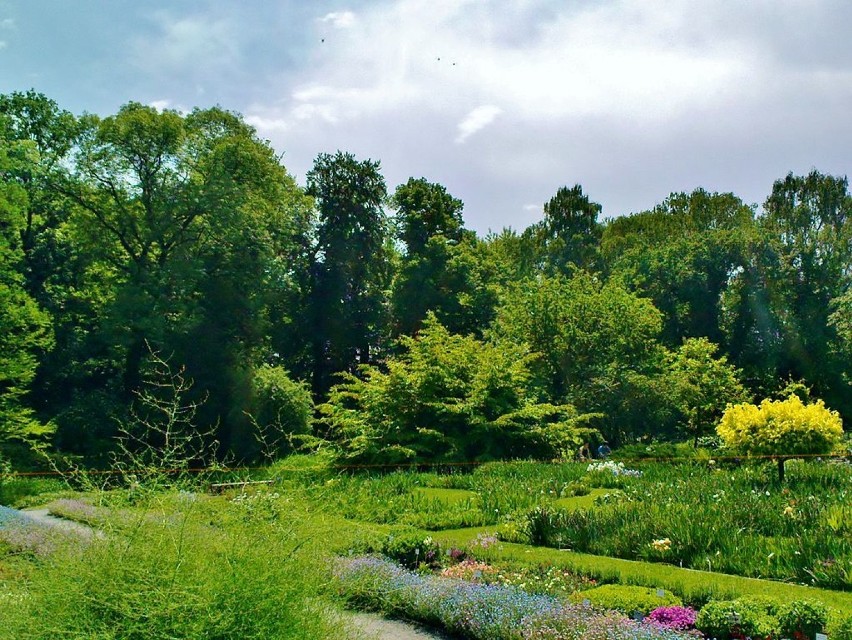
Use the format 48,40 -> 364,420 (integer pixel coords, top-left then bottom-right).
553,488 -> 611,511
413,486 -> 478,504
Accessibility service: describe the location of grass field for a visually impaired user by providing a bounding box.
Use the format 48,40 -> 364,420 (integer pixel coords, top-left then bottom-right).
1,455 -> 851,637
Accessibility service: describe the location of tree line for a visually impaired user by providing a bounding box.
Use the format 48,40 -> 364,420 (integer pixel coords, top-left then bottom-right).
1,91 -> 849,466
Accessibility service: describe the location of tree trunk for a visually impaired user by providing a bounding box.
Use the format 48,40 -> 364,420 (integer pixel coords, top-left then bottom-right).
123,333 -> 146,400
777,457 -> 786,483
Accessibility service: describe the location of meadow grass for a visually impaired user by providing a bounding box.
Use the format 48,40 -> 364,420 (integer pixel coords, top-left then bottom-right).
3,455 -> 850,638
286,457 -> 851,590
0,488 -> 358,640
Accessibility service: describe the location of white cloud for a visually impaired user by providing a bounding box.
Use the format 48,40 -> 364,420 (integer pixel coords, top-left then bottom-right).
455,105 -> 502,143
252,0 -> 759,141
244,113 -> 290,133
0,18 -> 14,29
319,11 -> 356,29
241,0 -> 852,231
132,12 -> 239,75
148,99 -> 171,111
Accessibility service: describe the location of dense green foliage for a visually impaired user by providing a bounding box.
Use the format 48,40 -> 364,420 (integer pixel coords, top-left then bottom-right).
0,90 -> 848,467
278,457 -> 852,591
320,316 -> 595,463
574,584 -> 681,615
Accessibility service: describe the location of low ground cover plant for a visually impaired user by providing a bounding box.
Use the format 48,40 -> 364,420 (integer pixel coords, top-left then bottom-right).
335,555 -> 693,640
574,584 -> 682,616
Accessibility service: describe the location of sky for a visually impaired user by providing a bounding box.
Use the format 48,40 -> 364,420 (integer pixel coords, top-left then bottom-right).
1,0 -> 850,234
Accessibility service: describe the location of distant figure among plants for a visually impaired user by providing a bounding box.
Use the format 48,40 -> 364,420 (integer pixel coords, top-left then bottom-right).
597,442 -> 612,459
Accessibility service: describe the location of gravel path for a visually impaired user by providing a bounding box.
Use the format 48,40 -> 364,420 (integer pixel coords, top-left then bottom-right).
348,612 -> 456,640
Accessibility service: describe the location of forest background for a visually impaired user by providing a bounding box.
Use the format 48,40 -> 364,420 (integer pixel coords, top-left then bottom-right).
2,91 -> 850,468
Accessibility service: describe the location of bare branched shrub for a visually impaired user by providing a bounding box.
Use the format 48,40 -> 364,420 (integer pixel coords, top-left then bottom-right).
111,343 -> 223,491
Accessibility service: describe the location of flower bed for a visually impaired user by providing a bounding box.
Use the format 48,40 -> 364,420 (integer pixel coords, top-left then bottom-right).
335,555 -> 692,640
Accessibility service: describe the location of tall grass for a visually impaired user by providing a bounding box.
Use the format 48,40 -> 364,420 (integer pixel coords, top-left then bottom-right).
524,461 -> 852,589
0,490 -> 352,640
283,456 -> 851,589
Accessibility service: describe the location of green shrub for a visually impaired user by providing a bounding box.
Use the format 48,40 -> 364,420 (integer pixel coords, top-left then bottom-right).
250,365 -> 313,457
733,594 -> 781,616
695,599 -> 780,640
777,600 -> 828,639
573,584 -> 681,616
319,316 -> 594,464
380,528 -> 443,569
827,612 -> 852,640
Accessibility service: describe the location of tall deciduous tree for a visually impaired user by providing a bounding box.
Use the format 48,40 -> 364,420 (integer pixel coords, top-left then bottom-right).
393,177 -> 463,255
389,178 -> 497,337
525,184 -> 603,274
0,123 -> 53,446
723,172 -> 851,414
762,171 -> 851,409
665,337 -> 748,444
50,102 -> 312,455
602,189 -> 755,346
494,272 -> 666,442
306,151 -> 390,396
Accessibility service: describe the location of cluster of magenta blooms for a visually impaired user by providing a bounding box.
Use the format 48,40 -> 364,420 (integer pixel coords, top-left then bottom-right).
336,556 -> 697,640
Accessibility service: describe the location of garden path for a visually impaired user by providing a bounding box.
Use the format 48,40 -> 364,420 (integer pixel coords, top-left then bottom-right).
348,612 -> 456,640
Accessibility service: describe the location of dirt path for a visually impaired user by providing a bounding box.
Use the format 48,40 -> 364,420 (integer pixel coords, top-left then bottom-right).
347,612 -> 456,640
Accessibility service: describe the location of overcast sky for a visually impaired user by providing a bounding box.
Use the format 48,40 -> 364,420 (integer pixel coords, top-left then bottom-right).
1,0 -> 850,233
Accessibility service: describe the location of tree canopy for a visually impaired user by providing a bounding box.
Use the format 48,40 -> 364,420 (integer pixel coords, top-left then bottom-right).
0,91 -> 847,467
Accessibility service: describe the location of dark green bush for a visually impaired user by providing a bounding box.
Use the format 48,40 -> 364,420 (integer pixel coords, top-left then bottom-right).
695,599 -> 780,640
249,365 -> 313,457
828,612 -> 852,640
573,584 -> 681,615
777,600 -> 827,639
380,528 -> 442,569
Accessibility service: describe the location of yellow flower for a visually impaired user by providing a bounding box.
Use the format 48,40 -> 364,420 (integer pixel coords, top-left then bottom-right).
651,538 -> 672,552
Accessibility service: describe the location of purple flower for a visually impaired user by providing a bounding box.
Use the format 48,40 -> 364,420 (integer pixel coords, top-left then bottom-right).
335,555 -> 693,640
646,606 -> 697,630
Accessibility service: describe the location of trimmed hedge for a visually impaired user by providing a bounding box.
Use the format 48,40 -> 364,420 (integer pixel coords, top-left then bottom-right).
573,584 -> 681,616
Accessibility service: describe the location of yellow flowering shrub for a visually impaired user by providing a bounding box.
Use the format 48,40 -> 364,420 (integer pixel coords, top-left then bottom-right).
717,395 -> 844,458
